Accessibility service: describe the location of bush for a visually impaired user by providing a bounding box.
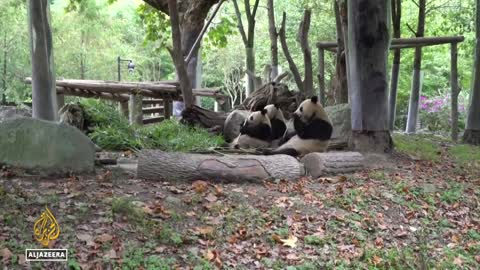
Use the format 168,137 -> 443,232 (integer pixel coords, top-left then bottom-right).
79,99 -> 225,151
418,94 -> 467,135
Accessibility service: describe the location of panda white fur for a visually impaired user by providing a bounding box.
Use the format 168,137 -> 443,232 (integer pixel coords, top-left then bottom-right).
264,96 -> 332,157
230,109 -> 272,149
264,104 -> 287,147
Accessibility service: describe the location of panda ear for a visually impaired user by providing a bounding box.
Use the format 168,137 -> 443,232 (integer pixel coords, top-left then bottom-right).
311,96 -> 318,104
274,103 -> 280,109
261,109 -> 267,115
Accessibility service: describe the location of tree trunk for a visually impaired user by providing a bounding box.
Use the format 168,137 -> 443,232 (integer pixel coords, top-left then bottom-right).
137,150 -> 304,182
232,0 -> 260,97
168,0 -> 194,108
28,0 -> 58,121
318,48 -> 326,106
463,0 -> 480,145
405,0 -> 426,134
298,10 -> 313,97
246,46 -> 255,96
332,0 -> 348,104
279,12 -> 304,93
347,0 -> 393,152
2,31 -> 6,105
450,42 -> 460,142
80,30 -> 86,80
388,0 -> 401,131
267,0 -> 278,79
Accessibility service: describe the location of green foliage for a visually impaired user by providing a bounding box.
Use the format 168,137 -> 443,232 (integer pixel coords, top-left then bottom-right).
121,248 -> 175,270
79,100 -> 224,151
393,134 -> 441,161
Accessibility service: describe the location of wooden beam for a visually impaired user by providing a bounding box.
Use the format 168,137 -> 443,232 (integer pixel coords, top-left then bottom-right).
142,107 -> 164,114
317,36 -> 465,49
143,116 -> 165,124
56,87 -> 129,102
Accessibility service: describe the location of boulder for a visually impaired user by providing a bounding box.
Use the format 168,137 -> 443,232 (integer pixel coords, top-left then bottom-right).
325,103 -> 352,149
0,106 -> 32,121
223,109 -> 249,142
0,118 -> 95,175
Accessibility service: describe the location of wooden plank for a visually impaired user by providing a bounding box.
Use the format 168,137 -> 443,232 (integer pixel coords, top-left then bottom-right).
143,116 -> 164,124
142,107 -> 164,114
142,99 -> 164,105
164,100 -> 172,120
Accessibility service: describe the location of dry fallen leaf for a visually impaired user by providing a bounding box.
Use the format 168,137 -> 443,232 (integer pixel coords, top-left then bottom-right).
205,193 -> 218,202
192,180 -> 209,193
77,233 -> 95,246
280,235 -> 298,248
372,255 -> 382,266
1,248 -> 13,264
95,233 -> 113,243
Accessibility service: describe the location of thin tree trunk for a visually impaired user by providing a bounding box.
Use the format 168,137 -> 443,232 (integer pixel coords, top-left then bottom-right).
268,0 -> 279,79
318,48 -> 326,106
28,0 -> 58,121
232,0 -> 260,97
279,12 -> 304,94
2,31 -> 6,105
333,0 -> 348,104
347,0 -> 393,152
388,0 -> 402,131
463,0 -> 480,145
80,30 -> 86,80
168,0 -> 194,108
298,10 -> 313,97
406,0 -> 426,133
450,42 -> 460,142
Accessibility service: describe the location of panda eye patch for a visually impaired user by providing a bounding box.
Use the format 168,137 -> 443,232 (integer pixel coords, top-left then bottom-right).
300,107 -> 303,112
250,116 -> 253,121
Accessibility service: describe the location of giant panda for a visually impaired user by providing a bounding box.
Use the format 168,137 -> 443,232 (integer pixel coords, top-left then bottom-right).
264,96 -> 332,157
264,104 -> 287,147
230,109 -> 272,149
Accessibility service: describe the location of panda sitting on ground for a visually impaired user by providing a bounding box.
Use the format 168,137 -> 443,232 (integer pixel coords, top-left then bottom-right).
264,104 -> 287,148
230,109 -> 272,149
264,96 -> 332,157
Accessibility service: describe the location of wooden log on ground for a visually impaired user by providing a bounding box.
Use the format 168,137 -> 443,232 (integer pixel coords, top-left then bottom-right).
181,105 -> 228,131
137,150 -> 305,182
300,151 -> 364,178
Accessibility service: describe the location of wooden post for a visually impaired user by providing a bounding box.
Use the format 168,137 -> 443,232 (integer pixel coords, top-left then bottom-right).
318,48 -> 326,106
57,94 -> 65,111
450,42 -> 460,141
118,101 -> 128,118
129,93 -> 143,125
164,99 -> 172,120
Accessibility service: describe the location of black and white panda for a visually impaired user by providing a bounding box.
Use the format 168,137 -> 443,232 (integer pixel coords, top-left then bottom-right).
264,104 -> 287,147
264,96 -> 332,157
230,109 -> 272,149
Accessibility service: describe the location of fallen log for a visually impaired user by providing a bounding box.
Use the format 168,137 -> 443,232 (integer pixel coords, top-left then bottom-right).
301,151 -> 364,178
181,105 -> 228,132
137,150 -> 305,182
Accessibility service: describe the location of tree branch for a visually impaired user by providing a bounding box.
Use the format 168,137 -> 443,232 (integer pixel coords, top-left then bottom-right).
406,23 -> 417,36
251,0 -> 260,19
168,0 -> 194,108
232,0 -> 248,46
185,0 -> 226,64
279,12 -> 304,93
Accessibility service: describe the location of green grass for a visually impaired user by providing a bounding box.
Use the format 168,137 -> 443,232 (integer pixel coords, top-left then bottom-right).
393,134 -> 441,161
79,100 -> 224,151
448,144 -> 480,166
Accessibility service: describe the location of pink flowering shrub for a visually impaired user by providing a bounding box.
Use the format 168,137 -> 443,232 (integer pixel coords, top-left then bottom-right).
419,94 -> 466,133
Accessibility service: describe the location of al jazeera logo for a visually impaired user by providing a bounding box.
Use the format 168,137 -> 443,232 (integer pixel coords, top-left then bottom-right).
25,207 -> 67,261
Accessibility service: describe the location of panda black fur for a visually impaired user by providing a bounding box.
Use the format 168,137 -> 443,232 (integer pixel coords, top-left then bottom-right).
264,104 -> 287,147
264,96 -> 332,157
230,109 -> 272,149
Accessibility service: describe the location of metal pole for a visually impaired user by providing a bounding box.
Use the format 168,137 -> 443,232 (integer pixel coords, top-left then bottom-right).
117,56 -> 121,81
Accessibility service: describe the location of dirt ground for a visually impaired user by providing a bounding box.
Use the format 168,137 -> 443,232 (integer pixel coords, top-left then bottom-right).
0,149 -> 479,269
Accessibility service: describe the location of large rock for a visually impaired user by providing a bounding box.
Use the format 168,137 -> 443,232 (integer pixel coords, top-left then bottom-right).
223,109 -> 249,142
0,117 -> 95,175
325,103 -> 352,149
0,106 -> 32,121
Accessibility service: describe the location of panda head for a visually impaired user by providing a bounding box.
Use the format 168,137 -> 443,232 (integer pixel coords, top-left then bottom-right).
264,104 -> 285,121
244,108 -> 271,127
294,96 -> 329,122
240,109 -> 272,141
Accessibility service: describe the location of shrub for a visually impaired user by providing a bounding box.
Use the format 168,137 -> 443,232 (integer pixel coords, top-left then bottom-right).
418,94 -> 467,134
79,100 -> 224,151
